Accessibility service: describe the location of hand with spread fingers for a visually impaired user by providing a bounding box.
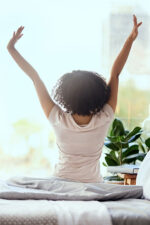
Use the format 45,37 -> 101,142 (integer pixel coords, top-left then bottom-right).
129,15 -> 142,41
7,26 -> 24,50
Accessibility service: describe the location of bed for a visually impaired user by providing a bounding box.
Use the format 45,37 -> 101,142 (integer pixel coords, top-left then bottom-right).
0,177 -> 149,225
104,199 -> 150,225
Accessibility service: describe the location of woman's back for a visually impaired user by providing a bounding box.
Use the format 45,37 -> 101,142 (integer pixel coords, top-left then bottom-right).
49,104 -> 114,183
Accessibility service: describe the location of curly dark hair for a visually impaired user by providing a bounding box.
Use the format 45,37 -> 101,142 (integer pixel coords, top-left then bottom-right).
52,70 -> 110,116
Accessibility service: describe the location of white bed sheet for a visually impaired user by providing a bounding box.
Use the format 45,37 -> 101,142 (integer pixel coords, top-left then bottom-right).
0,199 -> 112,225
0,176 -> 143,225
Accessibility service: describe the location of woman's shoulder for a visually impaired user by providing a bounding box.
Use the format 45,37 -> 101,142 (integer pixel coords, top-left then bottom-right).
95,103 -> 114,124
48,104 -> 64,124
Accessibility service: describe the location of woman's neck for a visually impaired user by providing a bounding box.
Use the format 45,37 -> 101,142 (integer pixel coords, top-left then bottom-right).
72,114 -> 92,125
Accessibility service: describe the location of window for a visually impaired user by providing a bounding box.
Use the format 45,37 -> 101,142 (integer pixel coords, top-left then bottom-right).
0,0 -> 150,178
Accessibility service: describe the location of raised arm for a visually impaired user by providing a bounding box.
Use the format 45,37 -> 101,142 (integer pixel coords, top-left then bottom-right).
7,26 -> 55,118
107,15 -> 142,112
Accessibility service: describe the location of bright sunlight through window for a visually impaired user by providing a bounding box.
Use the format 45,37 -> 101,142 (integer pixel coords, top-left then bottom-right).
0,0 -> 150,178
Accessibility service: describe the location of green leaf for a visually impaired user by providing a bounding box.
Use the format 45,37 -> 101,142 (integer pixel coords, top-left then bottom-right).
128,132 -> 142,143
123,153 -> 146,164
135,153 -> 147,161
124,127 -> 142,142
109,151 -> 120,164
104,141 -> 120,151
102,162 -> 107,167
122,144 -> 139,158
145,138 -> 150,148
105,156 -> 119,166
111,118 -> 125,136
138,141 -> 146,153
107,136 -> 120,143
120,141 -> 129,149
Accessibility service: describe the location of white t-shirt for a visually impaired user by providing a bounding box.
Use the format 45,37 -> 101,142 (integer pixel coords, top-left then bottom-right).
49,104 -> 114,183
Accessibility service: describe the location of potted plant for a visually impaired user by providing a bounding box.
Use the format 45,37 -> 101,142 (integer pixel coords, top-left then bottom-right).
103,118 -> 149,183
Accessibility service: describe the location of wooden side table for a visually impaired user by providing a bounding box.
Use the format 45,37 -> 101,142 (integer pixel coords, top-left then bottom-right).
118,173 -> 137,185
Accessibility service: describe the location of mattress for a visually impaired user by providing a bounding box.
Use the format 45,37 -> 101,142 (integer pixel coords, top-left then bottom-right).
104,198 -> 150,225
0,198 -> 150,225
0,177 -> 148,225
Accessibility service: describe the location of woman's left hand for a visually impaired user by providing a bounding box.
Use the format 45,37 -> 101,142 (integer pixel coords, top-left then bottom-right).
129,15 -> 142,41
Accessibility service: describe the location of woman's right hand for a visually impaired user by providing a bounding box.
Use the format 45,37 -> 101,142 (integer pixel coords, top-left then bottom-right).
7,26 -> 24,50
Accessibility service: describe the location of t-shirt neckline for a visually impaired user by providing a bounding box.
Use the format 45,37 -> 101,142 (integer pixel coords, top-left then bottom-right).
69,114 -> 94,128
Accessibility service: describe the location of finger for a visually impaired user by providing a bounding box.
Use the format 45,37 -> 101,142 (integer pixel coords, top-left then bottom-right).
16,30 -> 23,38
13,31 -> 16,37
17,27 -> 24,34
18,34 -> 23,39
137,22 -> 142,27
16,26 -> 24,35
18,36 -> 23,40
18,25 -> 24,30
133,14 -> 137,26
20,26 -> 24,30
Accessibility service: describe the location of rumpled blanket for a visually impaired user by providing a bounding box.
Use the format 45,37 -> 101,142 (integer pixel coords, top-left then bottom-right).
0,176 -> 143,201
0,176 -> 143,225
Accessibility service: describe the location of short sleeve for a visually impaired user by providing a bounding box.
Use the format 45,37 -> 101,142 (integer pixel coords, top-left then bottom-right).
101,104 -> 114,120
96,104 -> 114,125
48,104 -> 62,126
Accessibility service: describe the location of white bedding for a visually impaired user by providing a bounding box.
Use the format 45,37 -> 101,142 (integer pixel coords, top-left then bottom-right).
0,176 -> 143,225
54,200 -> 112,225
0,177 -> 114,225
0,199 -> 112,225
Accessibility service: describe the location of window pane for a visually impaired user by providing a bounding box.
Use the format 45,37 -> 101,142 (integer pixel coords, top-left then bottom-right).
0,0 -> 150,178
